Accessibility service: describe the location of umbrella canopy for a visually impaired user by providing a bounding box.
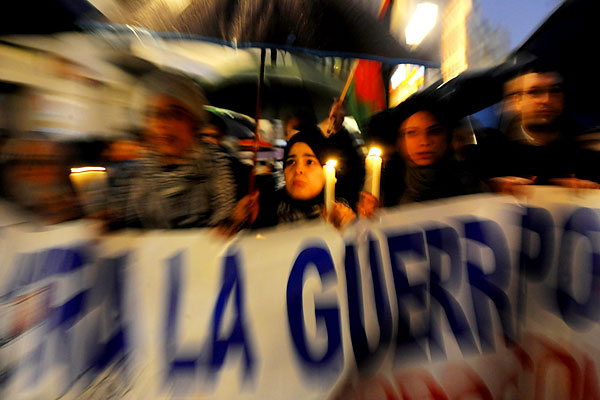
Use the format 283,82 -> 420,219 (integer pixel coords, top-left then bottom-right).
106,37 -> 345,121
205,106 -> 255,140
200,50 -> 344,121
85,0 -> 439,65
204,75 -> 341,122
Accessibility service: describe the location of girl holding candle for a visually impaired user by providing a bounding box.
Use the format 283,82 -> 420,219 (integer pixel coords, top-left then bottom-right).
358,103 -> 485,217
225,127 -> 356,233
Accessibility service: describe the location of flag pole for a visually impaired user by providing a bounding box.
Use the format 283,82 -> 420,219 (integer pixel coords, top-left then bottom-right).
326,0 -> 390,134
249,48 -> 266,193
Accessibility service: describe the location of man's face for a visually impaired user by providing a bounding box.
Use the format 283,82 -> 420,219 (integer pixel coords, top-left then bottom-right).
145,95 -> 197,159
517,72 -> 564,131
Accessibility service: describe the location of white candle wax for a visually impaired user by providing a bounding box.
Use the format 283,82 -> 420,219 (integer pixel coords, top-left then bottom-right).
364,148 -> 382,199
323,160 -> 337,216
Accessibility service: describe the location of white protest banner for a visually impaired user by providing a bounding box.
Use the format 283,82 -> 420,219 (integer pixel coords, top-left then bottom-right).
106,194 -> 525,399
333,193 -> 524,398
514,187 -> 600,399
113,223 -> 351,399
336,188 -> 600,399
2,188 -> 600,399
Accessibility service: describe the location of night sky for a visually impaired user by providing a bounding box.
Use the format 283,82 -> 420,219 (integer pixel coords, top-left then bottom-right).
479,0 -> 562,50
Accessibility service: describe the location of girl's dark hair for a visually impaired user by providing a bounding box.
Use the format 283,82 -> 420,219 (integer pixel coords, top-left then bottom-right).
367,96 -> 456,146
283,126 -> 327,165
396,103 -> 456,145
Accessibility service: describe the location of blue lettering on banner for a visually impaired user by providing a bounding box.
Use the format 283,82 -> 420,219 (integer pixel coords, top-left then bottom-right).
5,245 -> 126,395
92,254 -> 128,370
12,247 -> 90,389
556,208 -> 600,328
210,252 -> 255,378
426,226 -> 478,358
387,231 -> 429,362
345,236 -> 393,371
287,244 -> 343,380
3,247 -> 88,299
520,206 -> 555,281
165,251 -> 185,374
165,250 -> 256,387
463,219 -> 514,351
517,206 -> 555,324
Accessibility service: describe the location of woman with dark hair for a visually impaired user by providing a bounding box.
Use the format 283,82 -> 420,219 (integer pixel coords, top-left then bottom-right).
359,104 -> 484,216
224,126 -> 356,233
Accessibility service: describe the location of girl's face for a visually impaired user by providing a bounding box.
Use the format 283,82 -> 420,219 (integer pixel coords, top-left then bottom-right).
145,95 -> 197,160
284,142 -> 325,200
398,111 -> 448,166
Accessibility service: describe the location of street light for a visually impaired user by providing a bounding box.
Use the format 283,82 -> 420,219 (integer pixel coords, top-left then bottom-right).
405,2 -> 439,46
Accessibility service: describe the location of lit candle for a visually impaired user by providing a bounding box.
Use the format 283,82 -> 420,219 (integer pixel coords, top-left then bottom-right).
364,147 -> 382,199
69,166 -> 108,215
323,160 -> 337,216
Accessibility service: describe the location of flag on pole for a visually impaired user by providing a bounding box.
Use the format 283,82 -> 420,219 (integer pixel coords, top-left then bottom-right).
345,0 -> 391,134
346,59 -> 387,133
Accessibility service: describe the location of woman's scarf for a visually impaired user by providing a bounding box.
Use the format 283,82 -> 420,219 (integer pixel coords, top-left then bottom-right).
276,190 -> 323,224
400,160 -> 454,204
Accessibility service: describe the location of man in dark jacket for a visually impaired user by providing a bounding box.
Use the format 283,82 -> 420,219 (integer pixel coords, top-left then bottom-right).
485,67 -> 599,193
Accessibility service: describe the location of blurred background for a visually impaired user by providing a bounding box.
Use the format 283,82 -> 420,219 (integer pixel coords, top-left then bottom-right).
2,0 -> 596,225
0,0 -> 571,144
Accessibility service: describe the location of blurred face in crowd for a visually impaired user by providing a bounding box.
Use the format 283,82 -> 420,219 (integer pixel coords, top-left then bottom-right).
106,140 -> 141,162
1,140 -> 78,223
285,117 -> 301,141
399,111 -> 448,166
145,95 -> 197,161
517,72 -> 564,131
284,142 -> 324,200
503,76 -> 523,115
199,123 -> 223,145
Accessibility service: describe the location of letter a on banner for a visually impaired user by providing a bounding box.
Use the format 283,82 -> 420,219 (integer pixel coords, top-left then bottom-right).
210,251 -> 256,379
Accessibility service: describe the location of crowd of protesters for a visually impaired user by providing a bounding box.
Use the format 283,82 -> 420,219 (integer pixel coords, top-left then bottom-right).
1,63 -> 598,233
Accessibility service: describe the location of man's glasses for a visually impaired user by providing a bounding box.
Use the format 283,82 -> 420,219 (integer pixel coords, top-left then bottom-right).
522,85 -> 563,99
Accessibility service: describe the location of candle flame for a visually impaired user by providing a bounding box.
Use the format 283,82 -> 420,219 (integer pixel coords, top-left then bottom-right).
326,160 -> 337,167
368,147 -> 382,158
70,167 -> 106,173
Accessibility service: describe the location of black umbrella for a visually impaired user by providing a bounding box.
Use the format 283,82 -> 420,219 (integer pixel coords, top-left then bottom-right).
366,55 -> 537,146
199,49 -> 344,121
85,0 -> 439,189
205,106 -> 255,140
86,0 -> 438,65
204,75 -> 341,122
